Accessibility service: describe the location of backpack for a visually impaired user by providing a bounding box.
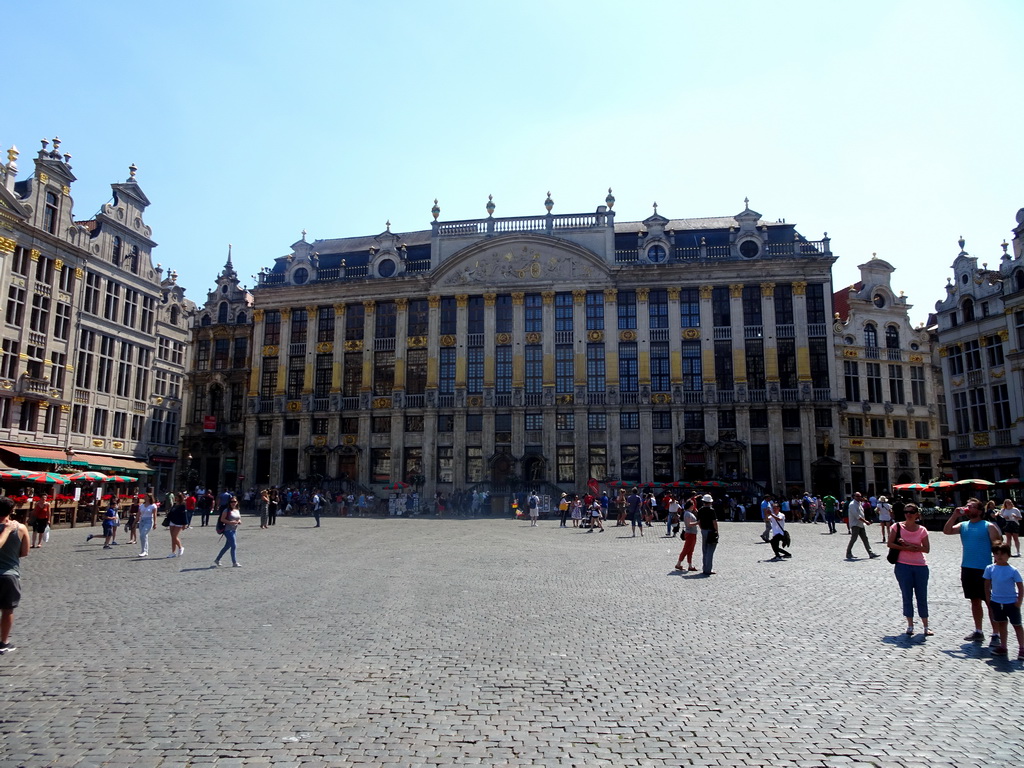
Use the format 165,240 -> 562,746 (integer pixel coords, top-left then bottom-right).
529,496 -> 537,510
216,518 -> 226,535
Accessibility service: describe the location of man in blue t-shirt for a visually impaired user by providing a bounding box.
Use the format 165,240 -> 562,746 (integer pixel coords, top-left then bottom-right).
944,497 -> 1003,644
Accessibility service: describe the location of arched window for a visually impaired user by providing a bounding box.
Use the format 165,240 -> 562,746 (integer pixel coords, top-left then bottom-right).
963,298 -> 975,322
236,311 -> 247,325
201,314 -> 211,327
44,191 -> 59,234
218,302 -> 229,323
128,245 -> 139,274
113,236 -> 122,264
885,325 -> 900,349
170,306 -> 180,325
864,323 -> 878,349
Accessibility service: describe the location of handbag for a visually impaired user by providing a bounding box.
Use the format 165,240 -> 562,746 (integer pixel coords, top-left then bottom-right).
161,515 -> 171,527
887,524 -> 902,564
707,529 -> 719,546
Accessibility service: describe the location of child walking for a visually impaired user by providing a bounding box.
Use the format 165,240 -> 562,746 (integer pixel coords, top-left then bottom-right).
983,544 -> 1024,659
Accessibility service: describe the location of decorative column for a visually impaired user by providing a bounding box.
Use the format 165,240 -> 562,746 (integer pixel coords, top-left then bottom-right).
394,298 -> 408,393
699,285 -> 715,391
426,295 -> 441,390
454,294 -> 468,390
729,284 -> 746,389
667,287 -> 682,385
331,304 -> 345,393
761,282 -> 778,390
603,289 -> 618,389
275,308 -> 290,396
249,309 -> 266,396
483,293 -> 496,390
511,292 -> 525,389
361,300 -> 375,396
303,305 -> 317,395
792,281 -> 812,384
541,291 -> 555,388
572,289 -> 587,389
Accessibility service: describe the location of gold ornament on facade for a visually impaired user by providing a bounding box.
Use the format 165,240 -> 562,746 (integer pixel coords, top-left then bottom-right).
305,305 -> 317,316
909,354 -> 923,363
682,328 -> 700,340
0,237 -> 15,254
999,329 -> 1010,341
572,289 -> 587,304
843,349 -> 859,358
92,439 -> 104,448
313,435 -> 328,448
973,432 -> 989,447
62,185 -> 70,196
951,378 -> 963,387
112,441 -> 124,450
467,396 -> 483,407
587,330 -> 604,342
252,309 -> 265,321
30,249 -> 40,261
440,335 -> 456,347
261,345 -> 279,357
729,284 -> 743,298
699,285 -> 713,299
620,330 -> 637,342
343,434 -> 357,446
0,381 -> 11,390
372,397 -> 392,409
667,287 -> 680,300
603,288 -> 617,302
54,259 -> 63,271
428,295 -> 441,309
992,370 -> 1005,379
286,400 -> 301,412
556,394 -> 574,405
75,268 -> 83,278
979,336 -> 988,347
483,293 -> 496,307
334,303 -> 346,316
407,336 -> 427,348
455,294 -> 468,308
541,291 -> 555,305
39,172 -> 49,184
525,332 -> 542,344
496,333 -> 512,346
60,404 -> 70,412
343,340 -> 364,352
651,393 -> 671,405
511,292 -> 525,305
315,342 -> 334,354
636,287 -> 649,302
937,346 -> 948,357
760,282 -> 776,297
792,281 -> 807,295
362,300 -> 375,314
280,308 -> 291,319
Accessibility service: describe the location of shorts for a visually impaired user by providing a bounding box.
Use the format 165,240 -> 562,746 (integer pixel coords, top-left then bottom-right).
990,601 -> 1022,626
31,519 -> 49,535
102,522 -> 117,536
961,567 -> 987,601
1003,520 -> 1020,534
0,573 -> 21,610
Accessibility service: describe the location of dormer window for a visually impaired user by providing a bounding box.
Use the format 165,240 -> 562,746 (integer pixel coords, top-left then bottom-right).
963,298 -> 975,322
377,258 -> 397,278
128,246 -> 139,274
739,239 -> 760,258
236,311 -> 247,325
292,267 -> 309,285
646,244 -> 668,263
1016,271 -> 1024,292
201,314 -> 211,326
113,236 -> 122,264
873,293 -> 885,308
170,306 -> 180,325
44,191 -> 59,234
218,302 -> 229,323
864,323 -> 878,349
885,326 -> 899,349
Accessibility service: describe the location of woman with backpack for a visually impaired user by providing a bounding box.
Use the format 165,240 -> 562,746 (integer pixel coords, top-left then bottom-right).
213,496 -> 242,568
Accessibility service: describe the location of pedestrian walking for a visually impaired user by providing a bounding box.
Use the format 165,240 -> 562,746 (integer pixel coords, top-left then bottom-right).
312,490 -> 323,527
615,489 -> 628,527
983,544 -> 1024,658
213,497 -> 243,568
697,494 -> 719,575
166,492 -> 189,558
665,495 -> 680,537
527,491 -> 540,527
570,497 -> 583,528
823,493 -> 838,534
845,493 -> 880,560
876,496 -> 893,543
627,488 -> 643,537
587,500 -> 604,532
888,504 -> 932,637
943,498 -> 1003,645
126,496 -> 139,544
558,493 -> 569,527
0,497 -> 30,654
29,495 -> 51,549
674,503 -> 699,572
997,499 -> 1021,557
87,502 -> 120,549
137,493 -> 158,557
768,503 -> 792,560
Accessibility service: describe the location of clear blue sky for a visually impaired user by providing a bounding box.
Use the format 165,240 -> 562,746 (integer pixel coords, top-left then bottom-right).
6,0 -> 1020,326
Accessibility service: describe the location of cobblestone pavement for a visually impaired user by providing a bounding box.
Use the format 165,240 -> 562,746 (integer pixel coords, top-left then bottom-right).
1,515 -> 1020,767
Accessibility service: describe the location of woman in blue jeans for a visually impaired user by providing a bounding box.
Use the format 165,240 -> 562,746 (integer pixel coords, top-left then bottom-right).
888,504 -> 931,636
214,497 -> 242,567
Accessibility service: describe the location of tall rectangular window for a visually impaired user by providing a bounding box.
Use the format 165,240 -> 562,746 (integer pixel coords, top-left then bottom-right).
715,339 -> 733,391
555,345 -> 573,394
406,349 -> 427,395
745,340 -> 765,390
555,293 -> 573,332
342,353 -> 361,396
620,444 -> 640,482
96,335 -> 115,393
617,290 -> 637,330
585,292 -> 604,331
778,340 -> 797,389
467,347 -> 484,394
345,304 -> 364,340
71,404 -> 88,433
407,299 -> 428,337
438,347 -> 456,393
260,358 -> 278,398
465,446 -> 483,483
314,353 -> 332,397
436,446 -> 453,484
103,281 -> 121,321
742,285 -> 762,326
233,338 -> 248,369
214,339 -> 230,370
586,343 -> 605,392
952,391 -> 969,433
910,366 -> 926,404
83,272 -> 101,315
964,339 -> 982,372
865,362 -> 883,403
141,296 -> 155,334
992,383 -> 1011,430
375,301 -> 396,338
679,288 -> 700,328
524,293 -> 543,333
774,284 -> 794,325
135,349 -> 150,399
969,387 -> 988,431
196,340 -> 210,371
18,401 -> 39,432
648,289 -> 668,329
805,284 -> 827,324
287,355 -> 305,398
5,286 -> 25,327
557,446 -> 575,483
467,296 -> 484,334
619,342 -> 638,393
230,382 -> 244,422
681,341 -> 702,392
495,346 -> 512,394
54,301 -> 71,340
111,411 -> 127,439
116,342 -> 134,397
75,331 -> 94,388
373,350 -> 395,395
439,297 -> 457,335
123,289 -> 139,328
29,294 -> 50,333
290,308 -> 308,344
844,360 -> 861,401
784,444 -> 804,483
888,365 -> 905,404
317,306 -> 335,343
50,351 -> 66,390
809,338 -> 831,388
263,310 -> 281,345
11,247 -> 30,276
946,344 -> 963,377
712,286 -> 731,327
650,341 -> 670,392
588,446 -> 606,481
93,407 -> 109,437
914,420 -> 930,439
43,404 -> 61,435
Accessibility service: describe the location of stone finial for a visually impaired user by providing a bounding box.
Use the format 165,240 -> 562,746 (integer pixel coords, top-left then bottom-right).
652,201 -> 658,214
301,229 -> 307,241
385,219 -> 391,232
958,235 -> 966,254
63,153 -> 71,165
743,196 -> 750,209
544,191 -> 553,212
431,198 -> 440,220
6,145 -> 17,167
52,137 -> 61,152
128,163 -> 137,180
486,194 -> 495,216
605,188 -> 615,209
1002,240 -> 1010,257
40,138 -> 49,151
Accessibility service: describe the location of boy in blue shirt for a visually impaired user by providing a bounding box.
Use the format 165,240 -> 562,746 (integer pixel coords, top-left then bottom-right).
983,544 -> 1024,659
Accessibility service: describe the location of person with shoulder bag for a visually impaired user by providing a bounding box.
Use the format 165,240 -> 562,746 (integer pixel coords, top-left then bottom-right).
213,497 -> 243,568
889,504 -> 932,637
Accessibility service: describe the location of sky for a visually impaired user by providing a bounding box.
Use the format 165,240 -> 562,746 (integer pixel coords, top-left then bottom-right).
5,0 -> 1020,327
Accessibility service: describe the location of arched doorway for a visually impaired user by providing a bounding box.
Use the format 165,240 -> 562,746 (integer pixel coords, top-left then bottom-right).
522,454 -> 547,485
490,451 -> 515,486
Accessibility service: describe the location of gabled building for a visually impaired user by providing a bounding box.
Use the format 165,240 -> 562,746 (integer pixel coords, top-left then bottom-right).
181,248 -> 253,492
0,137 -> 192,493
243,194 -> 842,502
933,221 -> 1024,481
832,256 -> 942,496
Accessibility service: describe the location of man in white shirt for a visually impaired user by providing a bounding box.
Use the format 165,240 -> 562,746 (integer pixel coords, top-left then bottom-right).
846,492 -> 880,560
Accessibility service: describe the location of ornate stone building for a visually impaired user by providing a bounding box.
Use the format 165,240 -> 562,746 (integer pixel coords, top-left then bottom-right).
832,256 -> 943,496
181,248 -> 253,491
932,221 -> 1024,481
243,195 -> 841,501
0,137 -> 192,493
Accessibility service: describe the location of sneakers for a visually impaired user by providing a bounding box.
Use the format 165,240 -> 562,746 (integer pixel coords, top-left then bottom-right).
177,546 -> 184,557
0,642 -> 14,654
964,630 -> 985,641
1018,648 -> 1024,660
232,562 -> 242,567
868,553 -> 880,559
990,634 -> 1002,648
213,560 -> 221,568
103,545 -> 111,549
138,552 -> 148,557
167,552 -> 177,558
110,541 -> 119,545
86,534 -> 94,542
992,646 -> 1008,656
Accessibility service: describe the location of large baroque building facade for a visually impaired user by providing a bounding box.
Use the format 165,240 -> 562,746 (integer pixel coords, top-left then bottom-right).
0,138 -> 192,492
832,257 -> 943,496
932,218 -> 1024,481
237,195 -> 842,501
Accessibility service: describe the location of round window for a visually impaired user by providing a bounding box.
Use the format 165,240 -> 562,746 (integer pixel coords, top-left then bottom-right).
739,240 -> 760,258
647,245 -> 667,263
292,267 -> 309,285
910,342 -> 919,351
961,273 -> 969,284
873,294 -> 885,308
378,259 -> 396,278
844,336 -> 855,345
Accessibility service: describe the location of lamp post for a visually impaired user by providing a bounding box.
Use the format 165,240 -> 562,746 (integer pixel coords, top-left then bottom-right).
184,452 -> 199,495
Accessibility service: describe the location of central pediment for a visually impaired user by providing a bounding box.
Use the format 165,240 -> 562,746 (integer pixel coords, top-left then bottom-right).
433,233 -> 610,289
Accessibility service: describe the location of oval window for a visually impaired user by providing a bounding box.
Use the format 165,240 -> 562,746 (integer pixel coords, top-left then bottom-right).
739,240 -> 760,258
378,259 -> 396,278
293,267 -> 309,285
647,245 -> 667,263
